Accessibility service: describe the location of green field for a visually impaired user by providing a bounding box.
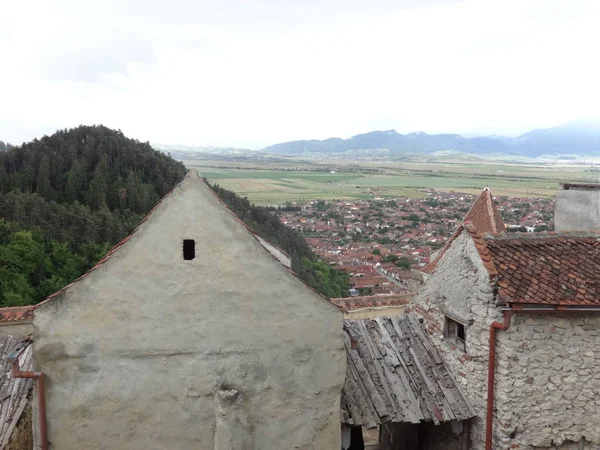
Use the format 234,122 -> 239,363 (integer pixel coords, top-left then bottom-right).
185,159 -> 599,205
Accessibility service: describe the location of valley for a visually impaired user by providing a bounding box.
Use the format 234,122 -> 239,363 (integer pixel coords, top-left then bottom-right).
184,157 -> 597,205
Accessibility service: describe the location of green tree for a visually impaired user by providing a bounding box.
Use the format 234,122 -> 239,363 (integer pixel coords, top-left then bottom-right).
35,154 -> 52,199
88,155 -> 109,210
396,257 -> 412,269
66,158 -> 86,203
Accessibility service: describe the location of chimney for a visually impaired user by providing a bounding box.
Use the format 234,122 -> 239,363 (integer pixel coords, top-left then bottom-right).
555,183 -> 600,232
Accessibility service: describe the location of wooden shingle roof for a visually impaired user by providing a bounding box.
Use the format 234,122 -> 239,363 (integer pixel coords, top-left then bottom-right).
0,336 -> 32,449
341,315 -> 475,428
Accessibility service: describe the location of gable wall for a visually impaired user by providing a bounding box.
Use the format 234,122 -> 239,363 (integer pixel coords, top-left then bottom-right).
32,173 -> 345,450
410,230 -> 501,449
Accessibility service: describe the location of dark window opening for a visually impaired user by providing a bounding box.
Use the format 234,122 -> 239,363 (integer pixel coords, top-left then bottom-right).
183,239 -> 195,260
457,322 -> 465,341
444,316 -> 466,350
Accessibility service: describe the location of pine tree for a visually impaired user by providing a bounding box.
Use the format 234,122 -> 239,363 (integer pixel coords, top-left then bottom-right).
35,154 -> 52,199
88,154 -> 109,210
66,158 -> 86,203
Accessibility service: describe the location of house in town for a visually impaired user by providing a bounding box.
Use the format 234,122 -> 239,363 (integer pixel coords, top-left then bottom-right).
409,186 -> 600,449
15,170 -> 345,450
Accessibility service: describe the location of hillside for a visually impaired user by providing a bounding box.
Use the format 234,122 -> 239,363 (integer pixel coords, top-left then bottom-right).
512,120 -> 600,156
262,130 -> 512,155
208,183 -> 349,298
0,125 -> 187,307
262,120 -> 600,157
0,125 -> 347,306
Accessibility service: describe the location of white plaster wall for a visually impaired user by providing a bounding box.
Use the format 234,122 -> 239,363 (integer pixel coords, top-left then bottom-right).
32,171 -> 345,450
495,313 -> 600,449
0,322 -> 33,339
555,188 -> 600,232
409,230 -> 502,450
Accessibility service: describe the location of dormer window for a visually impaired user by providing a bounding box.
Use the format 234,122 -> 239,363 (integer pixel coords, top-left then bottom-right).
444,316 -> 466,351
183,239 -> 195,260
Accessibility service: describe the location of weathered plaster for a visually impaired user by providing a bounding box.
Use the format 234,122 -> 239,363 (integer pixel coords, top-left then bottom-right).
0,323 -> 33,339
555,187 -> 600,232
33,171 -> 345,450
341,305 -> 406,319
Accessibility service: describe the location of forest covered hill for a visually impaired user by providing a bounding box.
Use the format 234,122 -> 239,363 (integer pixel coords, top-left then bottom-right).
0,125 -> 187,306
0,125 -> 347,306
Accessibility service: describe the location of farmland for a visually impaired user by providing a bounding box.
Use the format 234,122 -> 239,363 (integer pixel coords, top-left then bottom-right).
184,158 -> 599,205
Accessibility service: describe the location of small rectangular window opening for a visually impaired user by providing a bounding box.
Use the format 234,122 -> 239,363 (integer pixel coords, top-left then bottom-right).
444,316 -> 466,350
183,239 -> 195,260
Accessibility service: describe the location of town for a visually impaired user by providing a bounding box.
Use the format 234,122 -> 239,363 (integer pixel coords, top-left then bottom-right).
278,191 -> 554,297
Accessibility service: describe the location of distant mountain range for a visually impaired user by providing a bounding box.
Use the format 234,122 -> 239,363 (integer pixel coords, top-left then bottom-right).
261,120 -> 600,157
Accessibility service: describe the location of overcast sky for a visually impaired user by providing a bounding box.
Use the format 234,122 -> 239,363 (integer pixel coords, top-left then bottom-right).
1,0 -> 599,148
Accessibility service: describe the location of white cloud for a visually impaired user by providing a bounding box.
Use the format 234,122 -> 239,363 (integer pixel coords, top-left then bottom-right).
1,0 -> 599,147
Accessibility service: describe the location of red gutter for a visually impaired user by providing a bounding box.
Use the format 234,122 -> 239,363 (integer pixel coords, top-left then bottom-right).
486,309 -> 513,450
8,343 -> 48,450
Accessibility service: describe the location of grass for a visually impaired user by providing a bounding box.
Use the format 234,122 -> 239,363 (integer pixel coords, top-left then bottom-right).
187,160 -> 597,205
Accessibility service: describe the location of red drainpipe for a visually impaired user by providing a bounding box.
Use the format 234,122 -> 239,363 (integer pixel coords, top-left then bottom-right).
486,309 -> 513,450
9,345 -> 48,450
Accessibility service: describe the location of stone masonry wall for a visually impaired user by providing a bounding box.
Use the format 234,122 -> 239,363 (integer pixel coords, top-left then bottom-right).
495,313 -> 600,449
411,229 -> 600,449
409,230 -> 502,450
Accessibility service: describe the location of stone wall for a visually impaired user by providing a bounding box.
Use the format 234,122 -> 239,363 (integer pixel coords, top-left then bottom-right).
411,229 -> 600,449
409,230 -> 501,450
494,313 -> 600,449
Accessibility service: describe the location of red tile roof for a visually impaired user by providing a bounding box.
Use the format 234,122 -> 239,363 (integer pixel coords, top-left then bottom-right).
485,233 -> 600,306
421,188 -> 505,275
463,187 -> 505,235
0,307 -> 34,323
